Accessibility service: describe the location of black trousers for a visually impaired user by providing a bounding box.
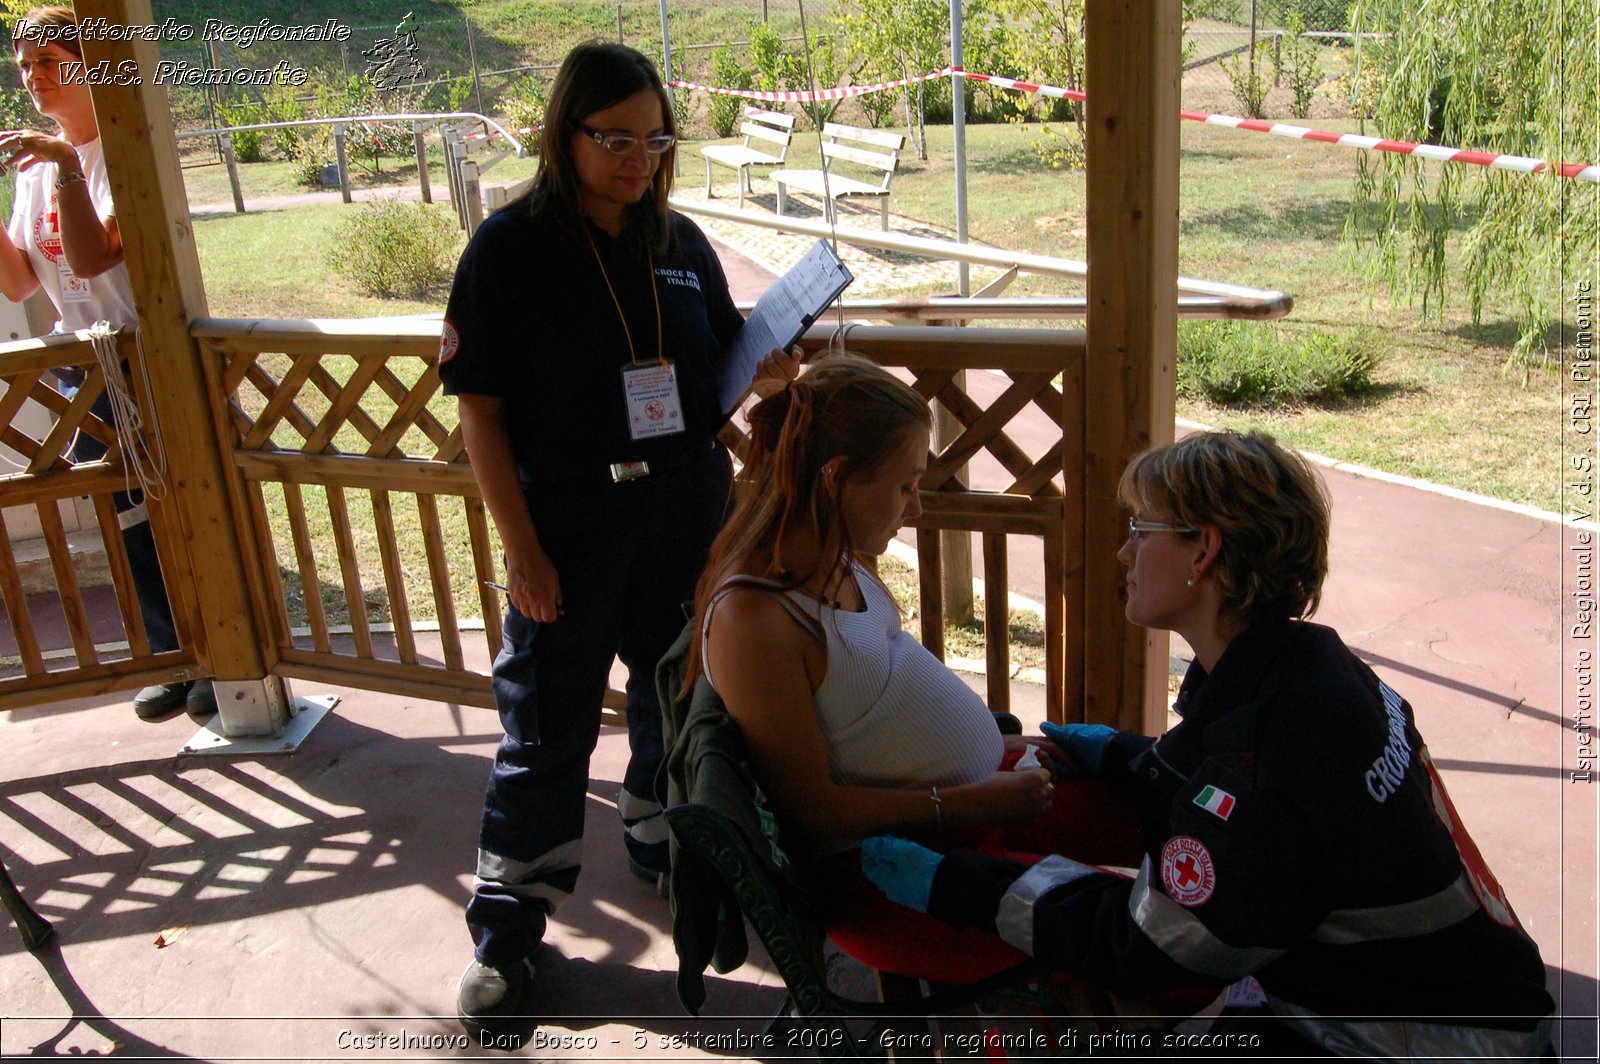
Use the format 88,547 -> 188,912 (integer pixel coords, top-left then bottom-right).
466,444 -> 731,967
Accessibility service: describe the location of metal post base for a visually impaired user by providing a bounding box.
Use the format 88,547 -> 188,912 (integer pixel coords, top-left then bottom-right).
181,693 -> 339,757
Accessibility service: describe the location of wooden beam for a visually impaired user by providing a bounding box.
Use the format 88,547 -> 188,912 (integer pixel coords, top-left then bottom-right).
1083,0 -> 1181,733
76,0 -> 277,689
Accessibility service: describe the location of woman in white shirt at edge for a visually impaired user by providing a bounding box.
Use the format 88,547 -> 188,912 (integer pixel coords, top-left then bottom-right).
681,353 -> 1059,847
0,6 -> 205,725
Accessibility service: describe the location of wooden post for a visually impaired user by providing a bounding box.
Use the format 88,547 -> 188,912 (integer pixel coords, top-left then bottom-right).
461,160 -> 484,236
934,409 -> 974,626
207,39 -> 244,214
333,124 -> 352,204
444,131 -> 465,225
466,16 -> 486,117
413,122 -> 432,204
1083,0 -> 1180,734
928,321 -> 974,627
75,0 -> 304,742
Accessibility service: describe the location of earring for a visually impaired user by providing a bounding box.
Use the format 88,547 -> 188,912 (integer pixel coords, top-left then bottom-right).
1186,577 -> 1195,587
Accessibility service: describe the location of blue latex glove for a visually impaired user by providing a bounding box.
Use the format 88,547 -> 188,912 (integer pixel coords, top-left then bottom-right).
861,836 -> 943,913
1038,722 -> 1117,776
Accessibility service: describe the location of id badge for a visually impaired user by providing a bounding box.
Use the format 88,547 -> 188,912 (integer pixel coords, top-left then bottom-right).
622,362 -> 685,441
58,258 -> 91,304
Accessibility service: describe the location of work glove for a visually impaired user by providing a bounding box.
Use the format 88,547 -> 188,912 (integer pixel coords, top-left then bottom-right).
1038,722 -> 1117,776
861,836 -> 943,913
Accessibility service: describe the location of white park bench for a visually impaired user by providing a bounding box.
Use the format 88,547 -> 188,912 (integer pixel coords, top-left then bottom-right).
700,107 -> 796,209
771,123 -> 905,231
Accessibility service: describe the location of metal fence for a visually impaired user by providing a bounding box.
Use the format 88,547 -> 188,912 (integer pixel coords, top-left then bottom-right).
158,0 -> 1368,171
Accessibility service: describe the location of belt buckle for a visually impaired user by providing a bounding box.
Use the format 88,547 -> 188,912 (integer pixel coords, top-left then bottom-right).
610,460 -> 650,483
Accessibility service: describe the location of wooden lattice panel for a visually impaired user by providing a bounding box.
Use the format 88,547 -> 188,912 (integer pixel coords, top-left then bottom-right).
192,319 -> 1089,723
0,332 -> 198,707
221,349 -> 458,462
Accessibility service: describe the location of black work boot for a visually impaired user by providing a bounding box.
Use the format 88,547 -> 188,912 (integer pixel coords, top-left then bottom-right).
132,681 -> 194,723
456,956 -> 536,1049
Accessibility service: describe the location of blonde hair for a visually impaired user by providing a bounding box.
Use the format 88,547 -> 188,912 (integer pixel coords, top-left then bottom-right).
1119,430 -> 1330,623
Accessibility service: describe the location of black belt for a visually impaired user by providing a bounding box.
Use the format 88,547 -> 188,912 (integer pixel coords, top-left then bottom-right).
609,438 -> 718,482
525,439 -> 717,493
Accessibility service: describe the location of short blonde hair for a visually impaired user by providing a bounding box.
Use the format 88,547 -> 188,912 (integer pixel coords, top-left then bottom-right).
1119,430 -> 1330,623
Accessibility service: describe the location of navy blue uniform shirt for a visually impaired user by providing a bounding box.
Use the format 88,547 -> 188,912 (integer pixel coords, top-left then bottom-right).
438,205 -> 745,491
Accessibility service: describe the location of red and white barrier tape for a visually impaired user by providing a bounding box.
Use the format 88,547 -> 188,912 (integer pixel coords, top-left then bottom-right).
1176,109 -> 1600,181
955,68 -> 1600,183
668,67 -> 952,103
672,65 -> 1600,183
464,125 -> 537,142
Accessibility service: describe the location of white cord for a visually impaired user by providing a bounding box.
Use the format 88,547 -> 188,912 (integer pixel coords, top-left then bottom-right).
87,320 -> 168,501
793,0 -> 852,355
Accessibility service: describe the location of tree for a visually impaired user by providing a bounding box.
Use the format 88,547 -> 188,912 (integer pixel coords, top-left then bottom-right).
1346,0 -> 1598,373
835,0 -> 949,159
985,0 -> 1087,131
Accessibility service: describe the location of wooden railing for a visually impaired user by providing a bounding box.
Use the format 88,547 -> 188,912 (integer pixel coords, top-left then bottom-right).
192,318 -> 1090,722
0,331 -> 203,710
1,319 -> 1090,724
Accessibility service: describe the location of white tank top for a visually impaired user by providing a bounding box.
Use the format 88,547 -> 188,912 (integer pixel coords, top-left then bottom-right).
705,565 -> 1004,790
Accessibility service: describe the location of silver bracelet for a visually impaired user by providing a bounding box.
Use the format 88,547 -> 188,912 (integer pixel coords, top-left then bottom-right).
930,784 -> 943,832
54,169 -> 86,192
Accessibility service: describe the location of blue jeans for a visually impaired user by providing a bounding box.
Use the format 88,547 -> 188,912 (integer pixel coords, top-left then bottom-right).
466,444 -> 731,967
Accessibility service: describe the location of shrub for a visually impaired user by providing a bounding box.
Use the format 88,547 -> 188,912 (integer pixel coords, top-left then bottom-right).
500,75 -> 547,144
290,124 -> 334,188
709,44 -> 754,137
217,100 -> 268,162
1220,40 -> 1273,118
669,47 -> 696,135
1178,321 -> 1382,407
265,85 -> 308,160
327,201 -> 463,299
857,78 -> 898,128
1031,123 -> 1086,171
1274,13 -> 1323,119
447,75 -> 477,114
0,86 -> 33,129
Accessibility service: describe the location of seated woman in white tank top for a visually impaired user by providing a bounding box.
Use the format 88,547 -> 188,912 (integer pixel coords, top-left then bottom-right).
680,354 -> 1058,847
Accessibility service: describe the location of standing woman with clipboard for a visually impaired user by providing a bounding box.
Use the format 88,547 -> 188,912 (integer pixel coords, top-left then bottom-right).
438,42 -> 797,1040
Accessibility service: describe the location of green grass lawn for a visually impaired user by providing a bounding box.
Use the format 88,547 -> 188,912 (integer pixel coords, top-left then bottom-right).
190,111 -> 1567,514
192,200 -> 458,319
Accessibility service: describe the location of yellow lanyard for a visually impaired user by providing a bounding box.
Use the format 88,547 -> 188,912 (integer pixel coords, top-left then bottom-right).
587,230 -> 665,367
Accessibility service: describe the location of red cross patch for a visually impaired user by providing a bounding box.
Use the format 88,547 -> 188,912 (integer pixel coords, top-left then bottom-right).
437,320 -> 461,364
1160,836 -> 1216,908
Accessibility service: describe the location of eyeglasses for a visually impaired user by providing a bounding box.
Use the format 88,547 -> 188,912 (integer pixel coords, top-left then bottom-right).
576,123 -> 676,156
1127,518 -> 1198,539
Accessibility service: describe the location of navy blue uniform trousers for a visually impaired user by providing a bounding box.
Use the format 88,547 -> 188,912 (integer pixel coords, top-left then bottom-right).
467,444 -> 731,967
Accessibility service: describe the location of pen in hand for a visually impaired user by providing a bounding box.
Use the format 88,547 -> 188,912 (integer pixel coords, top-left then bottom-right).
482,580 -> 566,616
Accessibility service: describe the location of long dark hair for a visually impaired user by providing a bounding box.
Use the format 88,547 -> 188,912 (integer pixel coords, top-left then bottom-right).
681,354 -> 932,692
518,41 -> 676,253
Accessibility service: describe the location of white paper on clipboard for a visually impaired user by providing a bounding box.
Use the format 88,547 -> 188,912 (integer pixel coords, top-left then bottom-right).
719,239 -> 853,413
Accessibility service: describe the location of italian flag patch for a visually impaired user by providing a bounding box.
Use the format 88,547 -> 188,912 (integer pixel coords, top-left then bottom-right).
1193,785 -> 1236,820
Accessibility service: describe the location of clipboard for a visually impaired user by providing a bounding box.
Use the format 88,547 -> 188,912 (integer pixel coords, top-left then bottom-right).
719,239 -> 853,414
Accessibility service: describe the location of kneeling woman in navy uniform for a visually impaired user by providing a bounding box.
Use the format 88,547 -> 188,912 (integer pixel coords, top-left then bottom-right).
863,431 -> 1554,1058
439,42 -> 792,1038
